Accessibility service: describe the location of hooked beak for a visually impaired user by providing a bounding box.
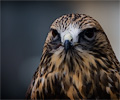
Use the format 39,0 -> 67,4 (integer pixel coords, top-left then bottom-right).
64,40 -> 72,53
63,33 -> 73,53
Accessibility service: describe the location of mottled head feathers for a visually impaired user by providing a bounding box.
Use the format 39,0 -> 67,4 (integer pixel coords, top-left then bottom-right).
26,14 -> 120,99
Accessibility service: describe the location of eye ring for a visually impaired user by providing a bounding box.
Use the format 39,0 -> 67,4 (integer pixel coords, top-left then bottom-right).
51,29 -> 61,42
52,29 -> 59,37
84,28 -> 96,41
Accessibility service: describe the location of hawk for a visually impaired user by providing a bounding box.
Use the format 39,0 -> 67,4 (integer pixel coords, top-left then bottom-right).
26,14 -> 120,99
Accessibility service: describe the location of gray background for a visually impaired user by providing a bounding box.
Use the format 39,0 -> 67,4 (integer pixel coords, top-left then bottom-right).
1,1 -> 120,99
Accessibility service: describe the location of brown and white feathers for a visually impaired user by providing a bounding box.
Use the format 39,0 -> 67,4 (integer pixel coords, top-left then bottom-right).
26,14 -> 120,99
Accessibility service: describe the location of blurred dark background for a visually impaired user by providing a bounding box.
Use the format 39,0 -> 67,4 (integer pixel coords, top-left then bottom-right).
1,1 -> 73,99
1,1 -> 119,99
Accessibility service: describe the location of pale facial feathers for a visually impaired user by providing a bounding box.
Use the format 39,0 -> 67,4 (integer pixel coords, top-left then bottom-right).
62,24 -> 81,45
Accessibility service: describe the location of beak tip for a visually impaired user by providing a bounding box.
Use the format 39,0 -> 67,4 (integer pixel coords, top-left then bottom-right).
64,40 -> 71,53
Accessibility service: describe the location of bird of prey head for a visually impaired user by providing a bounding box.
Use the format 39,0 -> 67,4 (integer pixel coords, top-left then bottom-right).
26,14 -> 120,99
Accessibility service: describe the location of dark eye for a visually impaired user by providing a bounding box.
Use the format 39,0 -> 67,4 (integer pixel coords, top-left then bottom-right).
51,29 -> 61,42
84,28 -> 95,41
85,31 -> 94,38
52,29 -> 59,37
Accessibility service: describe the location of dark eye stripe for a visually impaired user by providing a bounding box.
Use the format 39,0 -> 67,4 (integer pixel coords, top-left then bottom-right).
78,28 -> 97,42
51,29 -> 59,37
81,28 -> 97,34
85,31 -> 94,38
